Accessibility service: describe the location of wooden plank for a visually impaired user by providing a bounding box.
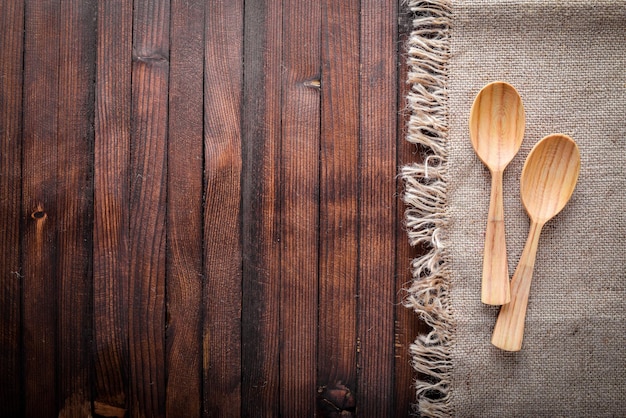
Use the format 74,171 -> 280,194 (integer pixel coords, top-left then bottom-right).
56,0 -> 96,415
93,0 -> 132,414
317,0 -> 360,413
279,0 -> 321,415
241,0 -> 282,415
0,0 -> 24,414
202,2 -> 244,415
166,0 -> 204,416
22,0 -> 60,415
357,1 -> 398,415
129,0 -> 170,416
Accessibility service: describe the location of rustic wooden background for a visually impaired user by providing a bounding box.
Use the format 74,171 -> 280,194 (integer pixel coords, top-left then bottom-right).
0,0 -> 424,416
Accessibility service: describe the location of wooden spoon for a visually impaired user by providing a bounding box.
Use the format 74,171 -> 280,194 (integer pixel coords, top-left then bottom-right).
470,82 -> 525,305
491,134 -> 580,351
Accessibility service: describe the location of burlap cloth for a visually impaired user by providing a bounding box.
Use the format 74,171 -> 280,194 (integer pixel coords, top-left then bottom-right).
402,1 -> 626,416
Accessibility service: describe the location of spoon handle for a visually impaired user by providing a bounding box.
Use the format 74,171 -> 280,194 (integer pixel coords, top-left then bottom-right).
491,221 -> 543,351
482,170 -> 511,305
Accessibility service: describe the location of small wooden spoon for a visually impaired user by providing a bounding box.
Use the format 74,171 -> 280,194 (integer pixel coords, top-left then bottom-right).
491,134 -> 580,351
470,82 -> 525,305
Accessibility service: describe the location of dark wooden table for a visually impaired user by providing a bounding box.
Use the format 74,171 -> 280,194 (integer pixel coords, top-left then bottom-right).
0,1 -> 423,416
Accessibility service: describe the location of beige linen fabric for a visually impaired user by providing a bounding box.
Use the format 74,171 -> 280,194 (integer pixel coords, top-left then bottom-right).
404,1 -> 626,416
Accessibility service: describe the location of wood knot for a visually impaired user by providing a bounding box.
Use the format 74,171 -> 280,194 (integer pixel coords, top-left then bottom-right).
94,401 -> 127,418
317,381 -> 356,417
132,49 -> 169,65
31,206 -> 47,220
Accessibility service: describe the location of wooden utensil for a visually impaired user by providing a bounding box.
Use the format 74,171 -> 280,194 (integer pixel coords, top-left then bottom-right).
491,134 -> 580,351
470,82 -> 525,305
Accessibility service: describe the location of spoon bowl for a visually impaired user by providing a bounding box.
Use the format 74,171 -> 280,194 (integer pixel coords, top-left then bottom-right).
521,134 -> 581,224
470,82 -> 525,171
492,134 -> 580,351
470,82 -> 525,305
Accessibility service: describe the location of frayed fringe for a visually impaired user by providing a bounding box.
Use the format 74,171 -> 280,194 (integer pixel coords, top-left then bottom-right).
402,1 -> 454,417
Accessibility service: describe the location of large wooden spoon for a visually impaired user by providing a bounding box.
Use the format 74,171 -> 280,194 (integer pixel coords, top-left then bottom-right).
470,82 -> 525,305
491,134 -> 580,351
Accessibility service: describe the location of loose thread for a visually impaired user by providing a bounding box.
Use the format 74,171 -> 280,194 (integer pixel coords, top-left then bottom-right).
401,0 -> 455,416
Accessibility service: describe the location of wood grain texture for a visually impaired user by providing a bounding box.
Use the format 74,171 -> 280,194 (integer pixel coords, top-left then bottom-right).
129,0 -> 170,416
203,1 -> 244,415
280,0 -> 321,415
482,169 -> 510,305
470,82 -> 525,306
0,3 -> 421,415
241,0 -> 282,414
22,0 -> 60,415
492,221 -> 541,352
56,0 -> 96,416
358,1 -> 398,414
166,0 -> 204,416
318,0 -> 360,409
0,0 -> 24,415
492,135 -> 580,352
93,0 -> 132,413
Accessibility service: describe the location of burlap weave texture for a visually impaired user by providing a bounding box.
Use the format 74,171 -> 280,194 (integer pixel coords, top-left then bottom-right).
405,1 -> 626,416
